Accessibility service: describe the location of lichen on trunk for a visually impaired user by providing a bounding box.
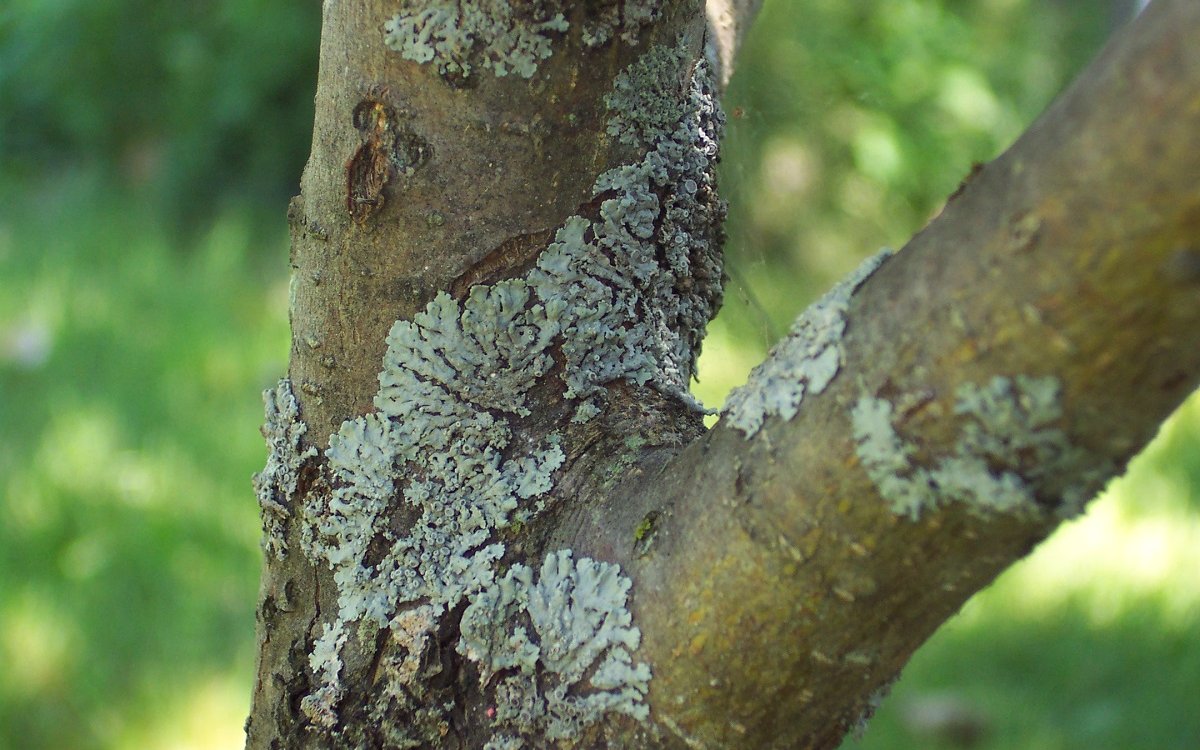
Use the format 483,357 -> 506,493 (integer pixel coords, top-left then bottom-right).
250,2 -> 727,747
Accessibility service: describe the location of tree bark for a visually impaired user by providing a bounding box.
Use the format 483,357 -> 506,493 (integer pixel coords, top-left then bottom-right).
247,1 -> 1200,749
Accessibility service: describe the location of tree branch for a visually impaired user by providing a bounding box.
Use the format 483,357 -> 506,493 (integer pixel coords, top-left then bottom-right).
560,1 -> 1200,747
705,0 -> 763,87
250,1 -> 1200,747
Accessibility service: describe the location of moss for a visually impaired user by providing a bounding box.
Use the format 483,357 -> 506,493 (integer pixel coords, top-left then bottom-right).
851,375 -> 1108,520
632,510 -> 660,557
624,434 -> 648,451
722,249 -> 893,437
633,512 -> 655,541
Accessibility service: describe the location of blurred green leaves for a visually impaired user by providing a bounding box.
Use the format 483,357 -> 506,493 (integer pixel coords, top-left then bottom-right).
0,0 -> 320,224
702,0 -> 1110,379
0,178 -> 288,748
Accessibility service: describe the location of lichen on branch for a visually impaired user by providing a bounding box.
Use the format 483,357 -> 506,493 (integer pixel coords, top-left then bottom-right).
722,249 -> 892,436
253,378 -> 317,560
851,375 -> 1110,520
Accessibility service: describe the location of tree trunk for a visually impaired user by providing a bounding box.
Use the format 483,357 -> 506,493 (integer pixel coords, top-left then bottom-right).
246,1 -> 1200,748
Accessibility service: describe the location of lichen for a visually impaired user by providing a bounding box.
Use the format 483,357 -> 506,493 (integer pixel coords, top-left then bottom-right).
527,40 -> 724,408
604,34 -> 691,150
852,375 -> 1107,520
723,249 -> 893,437
295,36 -> 723,737
383,1 -> 568,80
382,0 -> 663,82
458,551 -> 651,746
571,399 -> 603,424
580,1 -> 661,48
300,621 -> 349,728
298,286 -> 567,715
852,677 -> 896,740
253,378 -> 317,560
484,736 -> 525,750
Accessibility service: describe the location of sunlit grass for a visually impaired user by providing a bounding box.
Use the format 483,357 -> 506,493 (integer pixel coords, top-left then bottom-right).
992,490 -> 1200,629
1,589 -> 79,695
111,675 -> 251,750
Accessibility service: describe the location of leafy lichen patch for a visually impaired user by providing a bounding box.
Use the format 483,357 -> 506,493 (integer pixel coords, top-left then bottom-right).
253,378 -> 317,560
382,0 -> 664,83
292,36 -> 724,738
458,550 -> 651,747
580,1 -> 662,48
723,249 -> 893,437
852,375 -> 1107,520
523,43 -> 725,409
298,285 -> 567,722
383,1 -> 569,80
300,621 -> 349,728
604,37 -> 691,148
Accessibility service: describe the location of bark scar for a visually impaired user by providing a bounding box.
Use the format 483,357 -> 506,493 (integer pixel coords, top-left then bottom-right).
449,226 -> 558,298
346,98 -> 430,224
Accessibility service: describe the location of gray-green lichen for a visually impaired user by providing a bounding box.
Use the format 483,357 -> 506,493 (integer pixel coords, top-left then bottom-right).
295,279 -> 566,724
295,37 -> 723,737
520,37 -> 724,408
383,1 -> 568,80
723,249 -> 893,437
302,621 -> 349,728
605,39 -> 691,149
484,736 -> 526,750
580,1 -> 662,48
459,550 -> 651,747
297,284 -> 567,727
852,375 -> 1106,520
253,378 -> 316,560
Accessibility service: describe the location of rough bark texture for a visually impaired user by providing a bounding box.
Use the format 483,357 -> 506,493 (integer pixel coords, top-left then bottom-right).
248,1 -> 1200,749
552,3 -> 1200,747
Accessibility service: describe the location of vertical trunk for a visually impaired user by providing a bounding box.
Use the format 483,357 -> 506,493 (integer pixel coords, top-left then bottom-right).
248,2 -> 727,747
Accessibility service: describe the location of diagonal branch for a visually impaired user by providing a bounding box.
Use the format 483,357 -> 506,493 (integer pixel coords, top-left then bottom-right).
560,1 -> 1200,747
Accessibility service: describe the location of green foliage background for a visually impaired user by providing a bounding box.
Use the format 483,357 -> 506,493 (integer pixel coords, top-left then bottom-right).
0,0 -> 318,225
1,1 -> 1196,748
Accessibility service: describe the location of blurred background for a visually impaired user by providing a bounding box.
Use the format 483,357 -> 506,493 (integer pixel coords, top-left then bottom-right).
1,0 -> 1195,748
